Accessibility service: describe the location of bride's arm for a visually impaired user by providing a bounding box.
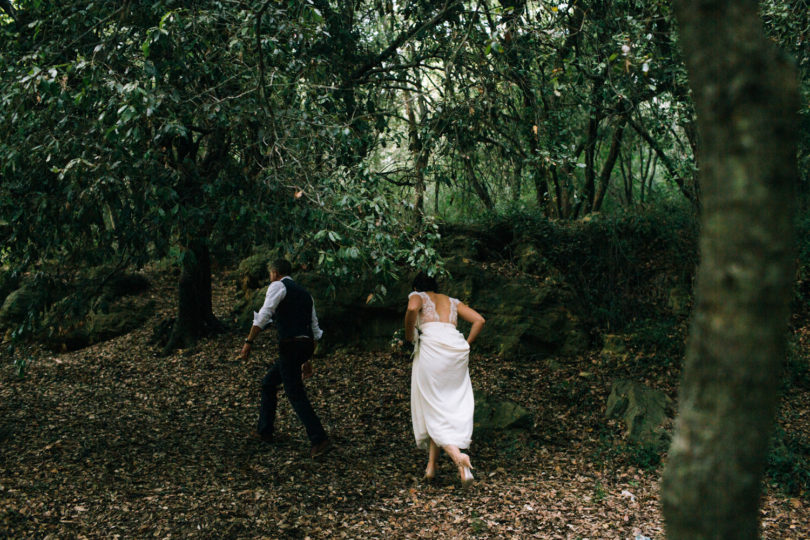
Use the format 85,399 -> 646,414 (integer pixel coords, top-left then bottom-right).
404,294 -> 422,342
457,302 -> 486,344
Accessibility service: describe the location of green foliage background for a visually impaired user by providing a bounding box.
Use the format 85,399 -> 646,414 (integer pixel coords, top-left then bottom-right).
0,0 -> 807,331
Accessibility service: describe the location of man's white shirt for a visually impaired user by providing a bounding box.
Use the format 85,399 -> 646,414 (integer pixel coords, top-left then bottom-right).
252,276 -> 323,340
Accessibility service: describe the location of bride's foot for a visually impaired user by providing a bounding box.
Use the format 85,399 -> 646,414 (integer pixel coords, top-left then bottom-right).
460,466 -> 474,487
456,454 -> 474,487
424,464 -> 437,481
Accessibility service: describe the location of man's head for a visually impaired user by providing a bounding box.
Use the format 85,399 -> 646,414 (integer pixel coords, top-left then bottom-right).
270,258 -> 293,282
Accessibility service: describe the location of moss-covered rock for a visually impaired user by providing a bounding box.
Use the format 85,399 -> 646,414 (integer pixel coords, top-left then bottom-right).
442,257 -> 587,358
231,236 -> 589,358
301,272 -> 414,350
442,257 -> 488,301
43,298 -> 155,352
0,267 -> 152,350
233,288 -> 267,330
514,242 -> 547,275
0,276 -> 63,330
101,272 -> 150,299
236,246 -> 282,294
0,286 -> 41,327
438,222 -> 513,261
473,393 -> 533,435
667,285 -> 692,317
605,379 -> 672,447
0,271 -> 20,309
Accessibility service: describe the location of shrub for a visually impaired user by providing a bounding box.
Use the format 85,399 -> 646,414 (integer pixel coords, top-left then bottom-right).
767,425 -> 810,498
478,203 -> 699,331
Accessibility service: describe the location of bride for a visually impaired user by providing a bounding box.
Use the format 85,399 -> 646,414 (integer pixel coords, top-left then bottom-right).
404,272 -> 486,486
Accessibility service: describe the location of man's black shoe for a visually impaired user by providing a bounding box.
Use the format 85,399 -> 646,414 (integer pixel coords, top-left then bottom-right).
251,430 -> 274,444
310,437 -> 333,459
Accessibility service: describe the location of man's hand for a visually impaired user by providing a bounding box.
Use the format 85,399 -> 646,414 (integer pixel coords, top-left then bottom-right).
302,360 -> 313,380
237,343 -> 252,361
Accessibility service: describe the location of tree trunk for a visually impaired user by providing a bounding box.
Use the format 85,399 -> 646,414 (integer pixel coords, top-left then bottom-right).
582,46 -> 607,215
495,0 -> 547,213
434,177 -> 440,215
592,119 -> 626,213
582,110 -> 599,213
166,240 -> 222,351
628,116 -> 697,205
618,148 -> 633,206
464,158 -> 494,211
661,1 -> 800,538
404,89 -> 427,227
512,161 -> 522,201
550,166 -> 563,218
554,163 -> 576,219
414,154 -> 427,226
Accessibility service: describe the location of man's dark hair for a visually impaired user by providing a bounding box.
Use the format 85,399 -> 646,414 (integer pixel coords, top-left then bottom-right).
271,258 -> 293,276
412,272 -> 439,292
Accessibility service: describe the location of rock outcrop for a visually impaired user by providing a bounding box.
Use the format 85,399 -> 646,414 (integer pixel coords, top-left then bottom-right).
605,379 -> 673,447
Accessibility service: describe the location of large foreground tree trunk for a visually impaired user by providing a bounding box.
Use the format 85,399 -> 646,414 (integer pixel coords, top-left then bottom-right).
661,1 -> 800,539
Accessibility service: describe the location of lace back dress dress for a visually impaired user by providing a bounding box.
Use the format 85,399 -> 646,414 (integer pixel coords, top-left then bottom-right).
409,291 -> 474,450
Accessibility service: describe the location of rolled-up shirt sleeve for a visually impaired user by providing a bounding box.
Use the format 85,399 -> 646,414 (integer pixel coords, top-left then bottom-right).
252,281 -> 287,329
311,303 -> 323,341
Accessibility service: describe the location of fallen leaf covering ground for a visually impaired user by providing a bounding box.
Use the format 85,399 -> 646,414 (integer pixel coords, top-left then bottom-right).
2,271 -> 809,539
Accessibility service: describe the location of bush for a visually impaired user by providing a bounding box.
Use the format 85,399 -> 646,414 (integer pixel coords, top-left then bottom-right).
625,317 -> 687,360
793,212 -> 810,322
784,337 -> 810,391
593,429 -> 665,471
476,203 -> 698,331
767,425 -> 810,498
623,440 -> 664,470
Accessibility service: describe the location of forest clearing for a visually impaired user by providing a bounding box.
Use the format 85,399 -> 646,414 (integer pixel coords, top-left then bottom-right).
3,1 -> 810,537
2,269 -> 809,538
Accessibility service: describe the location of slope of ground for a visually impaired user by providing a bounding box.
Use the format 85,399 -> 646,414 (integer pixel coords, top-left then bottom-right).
1,271 -> 808,539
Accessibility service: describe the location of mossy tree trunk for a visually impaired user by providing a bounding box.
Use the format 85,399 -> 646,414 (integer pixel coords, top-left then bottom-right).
162,127 -> 229,352
661,1 -> 800,539
404,88 -> 427,228
166,239 -> 223,351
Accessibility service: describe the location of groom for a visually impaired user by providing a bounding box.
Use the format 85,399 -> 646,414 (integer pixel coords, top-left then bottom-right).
238,258 -> 331,458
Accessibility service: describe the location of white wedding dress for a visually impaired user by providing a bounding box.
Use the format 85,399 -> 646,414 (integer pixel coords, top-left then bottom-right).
409,291 -> 474,450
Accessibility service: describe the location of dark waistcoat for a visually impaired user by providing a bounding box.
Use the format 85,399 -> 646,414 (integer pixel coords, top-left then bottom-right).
275,278 -> 314,340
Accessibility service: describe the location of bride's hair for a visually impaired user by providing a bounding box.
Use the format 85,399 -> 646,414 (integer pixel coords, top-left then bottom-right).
412,272 -> 439,292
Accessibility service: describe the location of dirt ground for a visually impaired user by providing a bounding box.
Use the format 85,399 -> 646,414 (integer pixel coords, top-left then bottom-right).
2,273 -> 808,539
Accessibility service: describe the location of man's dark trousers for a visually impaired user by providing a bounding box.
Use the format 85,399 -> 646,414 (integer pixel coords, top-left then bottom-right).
258,339 -> 327,444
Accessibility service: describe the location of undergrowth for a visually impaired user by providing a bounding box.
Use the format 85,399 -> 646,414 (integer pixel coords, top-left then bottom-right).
478,203 -> 698,332
767,425 -> 810,499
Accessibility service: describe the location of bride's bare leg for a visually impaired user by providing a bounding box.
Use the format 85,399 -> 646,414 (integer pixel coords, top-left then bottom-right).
442,444 -> 474,485
443,444 -> 461,465
425,439 -> 440,479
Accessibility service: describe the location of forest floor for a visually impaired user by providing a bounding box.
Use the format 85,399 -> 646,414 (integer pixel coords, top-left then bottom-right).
2,270 -> 810,539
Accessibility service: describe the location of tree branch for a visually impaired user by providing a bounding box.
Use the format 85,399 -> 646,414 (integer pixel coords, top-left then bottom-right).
349,1 -> 460,83
627,116 -> 697,204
